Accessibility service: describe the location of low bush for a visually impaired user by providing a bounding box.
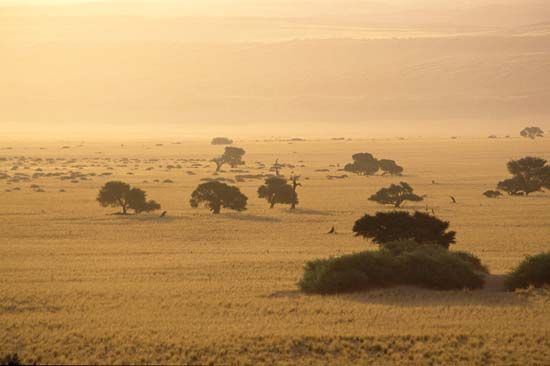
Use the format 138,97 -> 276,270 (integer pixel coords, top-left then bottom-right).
505,253 -> 550,291
299,243 -> 486,294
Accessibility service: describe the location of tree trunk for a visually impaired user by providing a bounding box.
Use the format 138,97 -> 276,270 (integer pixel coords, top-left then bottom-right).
290,202 -> 296,210
211,203 -> 221,214
270,200 -> 275,209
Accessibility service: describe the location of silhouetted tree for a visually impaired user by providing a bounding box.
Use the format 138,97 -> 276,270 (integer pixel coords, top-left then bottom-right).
344,153 -> 379,175
379,159 -> 404,176
369,182 -> 423,207
97,181 -> 161,215
258,176 -> 296,208
211,137 -> 234,145
353,211 -> 456,249
497,157 -> 550,196
190,181 -> 247,214
520,127 -> 544,139
290,174 -> 301,210
271,159 -> 282,176
212,146 -> 245,172
483,190 -> 502,198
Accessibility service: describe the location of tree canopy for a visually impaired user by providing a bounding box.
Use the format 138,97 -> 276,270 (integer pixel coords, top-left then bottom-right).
190,181 -> 248,214
497,157 -> 550,196
258,176 -> 297,208
97,181 -> 161,214
369,182 -> 423,207
211,137 -> 233,145
344,153 -> 379,175
344,153 -> 404,176
520,127 -> 544,139
378,159 -> 404,176
212,146 -> 246,172
353,211 -> 456,249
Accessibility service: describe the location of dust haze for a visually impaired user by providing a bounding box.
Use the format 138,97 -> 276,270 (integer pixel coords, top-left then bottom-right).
2,0 -> 550,138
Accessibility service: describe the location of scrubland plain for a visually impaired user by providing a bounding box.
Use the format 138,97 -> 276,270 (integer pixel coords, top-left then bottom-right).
1,138 -> 549,365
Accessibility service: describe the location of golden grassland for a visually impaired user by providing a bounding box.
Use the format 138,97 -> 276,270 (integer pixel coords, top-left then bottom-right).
1,138 -> 549,365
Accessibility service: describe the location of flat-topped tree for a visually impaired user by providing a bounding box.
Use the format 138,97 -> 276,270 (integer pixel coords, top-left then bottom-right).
369,182 -> 423,207
190,181 -> 247,214
258,176 -> 297,208
497,157 -> 550,196
344,153 -> 379,176
211,137 -> 233,145
97,181 -> 161,215
212,146 -> 245,172
378,159 -> 404,176
353,211 -> 456,249
520,127 -> 544,139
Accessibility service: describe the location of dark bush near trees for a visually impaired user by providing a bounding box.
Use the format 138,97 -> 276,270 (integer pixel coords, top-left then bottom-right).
505,253 -> 550,291
344,153 -> 379,175
211,137 -> 234,145
520,127 -> 544,139
212,146 -> 245,172
378,159 -> 404,176
298,242 -> 486,294
190,181 -> 247,214
344,153 -> 404,176
97,181 -> 161,215
369,182 -> 423,207
483,190 -> 502,198
258,176 -> 298,209
497,157 -> 550,196
353,211 -> 456,249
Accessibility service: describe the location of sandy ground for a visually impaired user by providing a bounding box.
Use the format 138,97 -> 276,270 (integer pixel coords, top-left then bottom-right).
1,137 -> 549,365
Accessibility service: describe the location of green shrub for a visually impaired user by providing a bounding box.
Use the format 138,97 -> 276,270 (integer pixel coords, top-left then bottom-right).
505,253 -> 550,291
298,243 -> 486,294
298,251 -> 399,294
452,251 -> 490,274
398,246 -> 485,290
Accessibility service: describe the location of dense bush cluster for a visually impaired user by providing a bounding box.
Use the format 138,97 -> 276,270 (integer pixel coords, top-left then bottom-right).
505,253 -> 550,291
298,241 -> 487,294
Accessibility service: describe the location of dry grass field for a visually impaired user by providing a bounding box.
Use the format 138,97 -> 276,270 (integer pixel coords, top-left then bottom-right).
1,137 -> 549,365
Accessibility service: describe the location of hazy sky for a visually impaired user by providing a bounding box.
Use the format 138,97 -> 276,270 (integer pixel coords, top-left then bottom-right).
2,0 -> 549,139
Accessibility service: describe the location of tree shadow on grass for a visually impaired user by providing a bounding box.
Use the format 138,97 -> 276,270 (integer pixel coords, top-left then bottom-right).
219,213 -> 281,223
288,208 -> 334,216
269,275 -> 530,307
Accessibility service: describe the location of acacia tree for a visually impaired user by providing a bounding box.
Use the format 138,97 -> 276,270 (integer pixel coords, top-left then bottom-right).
369,182 -> 423,207
212,146 -> 246,172
344,153 -> 379,176
520,127 -> 544,139
289,174 -> 301,210
497,157 -> 550,196
97,181 -> 161,214
258,176 -> 296,208
190,181 -> 247,214
352,211 -> 456,249
378,159 -> 404,176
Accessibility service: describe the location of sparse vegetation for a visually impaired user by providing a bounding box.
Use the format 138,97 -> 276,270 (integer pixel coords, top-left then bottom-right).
190,181 -> 248,214
505,253 -> 550,290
